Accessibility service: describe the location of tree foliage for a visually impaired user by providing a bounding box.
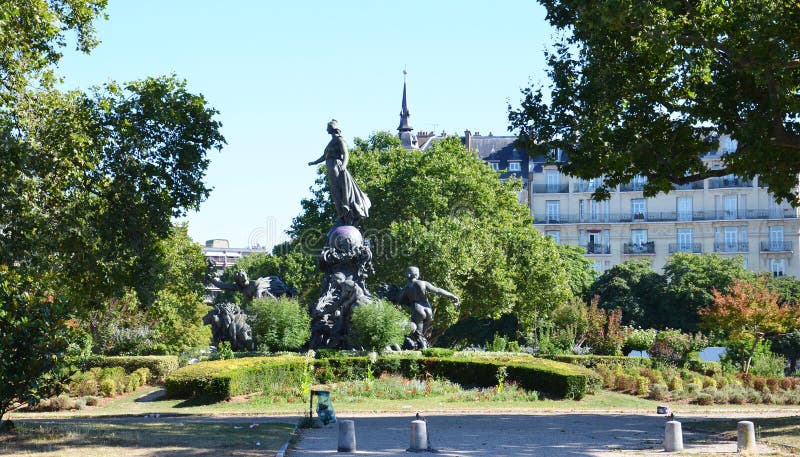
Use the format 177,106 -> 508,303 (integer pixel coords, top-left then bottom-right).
701,277 -> 800,373
290,132 -> 575,339
588,259 -> 667,329
509,1 -> 800,203
0,266 -> 76,424
662,253 -> 750,331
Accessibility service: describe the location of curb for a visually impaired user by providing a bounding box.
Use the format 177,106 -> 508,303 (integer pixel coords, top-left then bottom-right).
276,424 -> 300,457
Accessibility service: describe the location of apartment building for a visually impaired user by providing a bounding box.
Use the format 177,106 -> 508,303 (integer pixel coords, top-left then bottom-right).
529,141 -> 800,277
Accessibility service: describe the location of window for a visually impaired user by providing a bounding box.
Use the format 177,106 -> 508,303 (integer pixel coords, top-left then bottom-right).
509,161 -> 521,172
724,227 -> 738,251
769,226 -> 784,250
631,229 -> 648,245
488,162 -> 499,171
546,200 -> 560,223
769,199 -> 784,219
545,230 -> 560,244
723,195 -> 738,219
632,174 -> 648,190
677,228 -> 694,252
677,197 -> 693,221
546,170 -> 560,192
579,200 -> 585,222
631,198 -> 647,220
771,258 -> 786,277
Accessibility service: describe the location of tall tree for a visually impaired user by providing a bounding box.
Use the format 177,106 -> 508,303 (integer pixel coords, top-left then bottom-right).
588,259 -> 667,329
662,253 -> 751,332
290,133 -> 574,339
509,1 -> 800,203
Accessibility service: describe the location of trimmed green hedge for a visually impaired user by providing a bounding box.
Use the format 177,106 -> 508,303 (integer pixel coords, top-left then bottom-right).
546,355 -> 652,370
164,356 -> 309,400
167,353 -> 598,401
79,355 -> 179,383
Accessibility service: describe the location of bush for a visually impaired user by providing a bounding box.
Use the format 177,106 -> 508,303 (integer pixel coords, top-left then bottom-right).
85,396 -> 99,406
99,378 -> 116,397
79,355 -> 178,383
350,299 -> 408,351
649,329 -> 707,365
749,352 -> 786,378
649,383 -> 669,400
694,392 -> 714,405
250,297 -> 310,352
165,356 -> 309,400
421,348 -> 454,357
625,328 -> 656,354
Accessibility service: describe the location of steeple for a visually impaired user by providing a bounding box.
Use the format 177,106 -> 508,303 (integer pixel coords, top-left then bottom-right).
397,68 -> 418,149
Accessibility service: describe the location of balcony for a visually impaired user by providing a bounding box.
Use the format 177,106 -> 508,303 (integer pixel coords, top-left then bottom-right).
623,241 -> 655,254
761,240 -> 793,252
708,177 -> 753,189
532,209 -> 799,224
669,243 -> 703,253
672,181 -> 705,190
714,242 -> 749,253
573,181 -> 604,193
620,182 -> 647,192
585,243 -> 611,254
531,183 -> 570,194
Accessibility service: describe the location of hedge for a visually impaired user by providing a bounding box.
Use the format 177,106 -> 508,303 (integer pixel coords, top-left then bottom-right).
167,353 -> 598,400
545,355 -> 652,370
164,356 -> 309,400
79,355 -> 179,383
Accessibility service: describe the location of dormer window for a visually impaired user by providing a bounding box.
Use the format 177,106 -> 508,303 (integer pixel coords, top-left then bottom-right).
488,161 -> 500,171
509,161 -> 521,172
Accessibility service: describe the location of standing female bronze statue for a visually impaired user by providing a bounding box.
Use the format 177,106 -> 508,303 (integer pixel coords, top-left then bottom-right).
308,119 -> 371,226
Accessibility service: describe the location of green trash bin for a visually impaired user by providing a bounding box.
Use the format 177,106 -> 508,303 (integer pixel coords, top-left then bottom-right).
311,390 -> 336,425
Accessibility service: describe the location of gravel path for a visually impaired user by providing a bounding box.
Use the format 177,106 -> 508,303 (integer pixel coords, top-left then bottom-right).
287,413 -> 777,456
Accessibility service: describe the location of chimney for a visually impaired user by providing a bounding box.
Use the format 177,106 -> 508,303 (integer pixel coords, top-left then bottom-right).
464,129 -> 473,150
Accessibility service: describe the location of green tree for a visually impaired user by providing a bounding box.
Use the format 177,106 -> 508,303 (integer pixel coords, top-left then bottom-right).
290,133 -> 574,339
556,244 -> 597,297
85,225 -> 211,355
588,259 -> 667,329
509,1 -> 800,203
218,250 -> 318,304
0,266 -> 77,428
662,253 -> 751,332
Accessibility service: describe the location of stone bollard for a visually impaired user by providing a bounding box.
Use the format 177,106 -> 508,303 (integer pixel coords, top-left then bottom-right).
409,419 -> 428,451
337,420 -> 356,452
664,420 -> 684,452
737,421 -> 756,453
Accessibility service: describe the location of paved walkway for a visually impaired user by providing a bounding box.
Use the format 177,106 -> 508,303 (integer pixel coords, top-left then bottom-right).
287,413 -> 774,456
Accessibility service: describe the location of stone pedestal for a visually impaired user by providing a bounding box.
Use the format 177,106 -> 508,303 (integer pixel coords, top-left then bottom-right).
737,420 -> 756,452
337,419 -> 356,452
664,420 -> 683,452
409,419 -> 428,451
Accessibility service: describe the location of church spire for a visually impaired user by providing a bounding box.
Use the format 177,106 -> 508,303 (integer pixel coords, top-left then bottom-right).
397,68 -> 418,149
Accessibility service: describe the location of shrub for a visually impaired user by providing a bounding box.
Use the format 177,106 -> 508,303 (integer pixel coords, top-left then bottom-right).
625,328 -> 656,354
421,348 -> 454,357
99,378 -> 116,397
635,376 -> 650,396
712,389 -> 729,404
694,392 -> 714,405
165,356 -> 309,400
486,334 -> 508,352
649,384 -> 669,400
728,389 -> 746,404
649,329 -> 707,365
350,299 -> 408,351
250,297 -> 310,352
133,368 -> 151,386
85,396 -> 99,406
668,376 -> 683,392
79,355 -> 178,383
69,371 -> 99,397
749,352 -> 786,378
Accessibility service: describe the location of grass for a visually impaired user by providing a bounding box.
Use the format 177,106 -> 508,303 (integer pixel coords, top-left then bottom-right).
685,416 -> 800,450
0,420 -> 295,457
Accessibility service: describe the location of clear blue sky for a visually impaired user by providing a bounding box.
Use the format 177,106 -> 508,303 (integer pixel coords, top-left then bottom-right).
57,0 -> 554,248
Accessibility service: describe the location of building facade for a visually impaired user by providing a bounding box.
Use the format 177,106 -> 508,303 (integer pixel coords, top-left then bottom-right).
529,141 -> 800,277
